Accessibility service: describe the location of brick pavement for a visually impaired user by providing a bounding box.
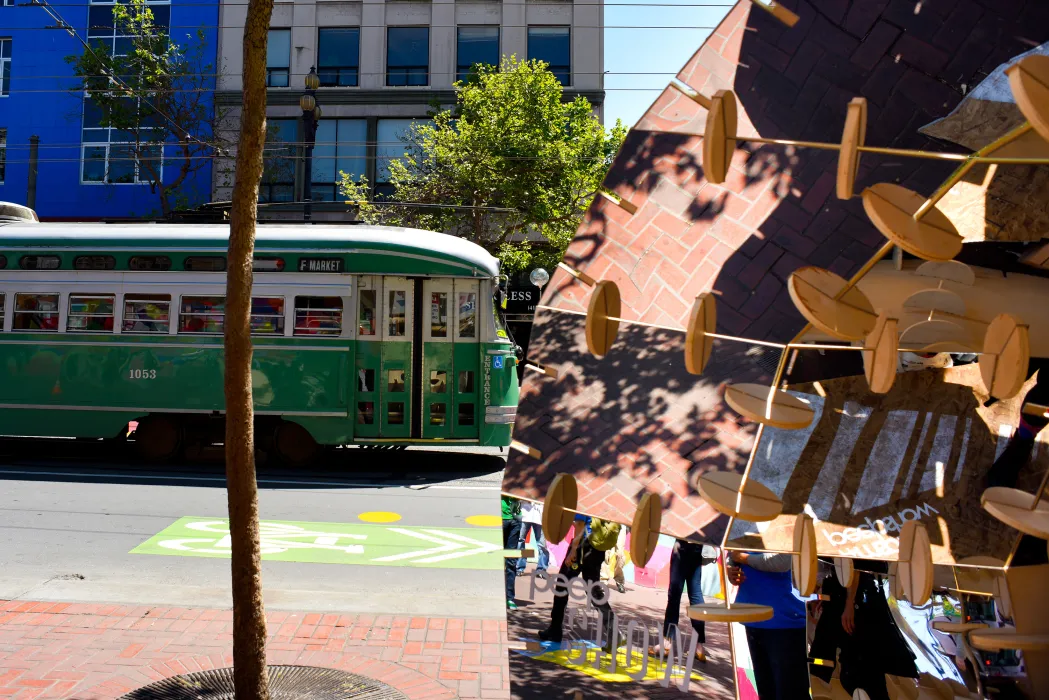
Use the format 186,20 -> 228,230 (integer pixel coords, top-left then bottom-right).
0,600 -> 510,700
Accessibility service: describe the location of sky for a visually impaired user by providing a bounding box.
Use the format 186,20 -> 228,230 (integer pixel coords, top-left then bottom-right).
602,1 -> 734,129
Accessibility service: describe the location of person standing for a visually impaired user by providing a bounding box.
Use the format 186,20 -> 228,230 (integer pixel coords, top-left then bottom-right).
517,500 -> 550,578
727,551 -> 810,699
538,514 -> 619,648
653,539 -> 716,662
502,495 -> 522,610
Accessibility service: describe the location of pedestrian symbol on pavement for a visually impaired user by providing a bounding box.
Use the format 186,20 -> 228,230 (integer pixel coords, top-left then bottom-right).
493,356 -> 504,369
132,516 -> 502,570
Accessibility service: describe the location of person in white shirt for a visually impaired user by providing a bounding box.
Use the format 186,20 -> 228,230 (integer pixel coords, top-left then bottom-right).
517,501 -> 551,577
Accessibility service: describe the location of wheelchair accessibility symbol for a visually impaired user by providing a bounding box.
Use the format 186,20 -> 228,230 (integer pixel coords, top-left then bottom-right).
493,356 -> 504,369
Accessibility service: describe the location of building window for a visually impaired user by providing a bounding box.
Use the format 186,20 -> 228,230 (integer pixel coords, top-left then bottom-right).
267,29 -> 290,87
528,26 -> 570,85
386,27 -> 429,87
81,97 -> 163,183
260,117 -> 296,203
0,129 -> 5,183
376,118 -> 423,199
0,39 -> 9,96
456,27 -> 498,82
318,28 -> 359,87
87,0 -> 170,58
312,118 -> 366,202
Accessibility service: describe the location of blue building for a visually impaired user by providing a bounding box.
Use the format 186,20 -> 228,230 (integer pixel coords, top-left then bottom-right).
0,0 -> 218,220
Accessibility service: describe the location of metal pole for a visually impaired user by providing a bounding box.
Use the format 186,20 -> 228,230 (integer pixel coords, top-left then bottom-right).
26,135 -> 39,210
303,110 -> 315,222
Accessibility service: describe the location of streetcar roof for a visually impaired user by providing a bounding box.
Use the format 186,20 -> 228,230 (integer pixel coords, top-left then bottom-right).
0,222 -> 501,277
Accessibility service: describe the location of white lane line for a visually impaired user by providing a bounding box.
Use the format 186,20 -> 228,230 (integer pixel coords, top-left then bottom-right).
0,469 -> 500,490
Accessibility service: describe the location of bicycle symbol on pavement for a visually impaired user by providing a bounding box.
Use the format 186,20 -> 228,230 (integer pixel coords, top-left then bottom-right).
157,520 -> 366,556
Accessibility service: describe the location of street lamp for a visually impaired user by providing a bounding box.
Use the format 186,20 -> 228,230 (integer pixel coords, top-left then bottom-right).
529,268 -> 550,290
299,66 -> 321,222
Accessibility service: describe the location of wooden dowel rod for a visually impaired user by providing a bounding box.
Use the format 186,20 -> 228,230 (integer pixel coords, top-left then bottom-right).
744,135 -> 1049,165
557,262 -> 596,287
910,307 -> 990,326
668,79 -> 712,109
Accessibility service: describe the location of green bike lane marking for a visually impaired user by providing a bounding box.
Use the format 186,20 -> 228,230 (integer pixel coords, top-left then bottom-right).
131,516 -> 503,570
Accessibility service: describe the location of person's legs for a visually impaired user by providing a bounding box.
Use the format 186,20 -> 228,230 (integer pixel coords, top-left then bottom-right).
580,544 -> 615,648
745,627 -> 779,700
503,518 -> 521,606
661,543 -> 687,643
534,524 -> 550,572
681,547 -> 706,652
516,522 -> 532,575
541,556 -> 582,642
763,627 -> 811,699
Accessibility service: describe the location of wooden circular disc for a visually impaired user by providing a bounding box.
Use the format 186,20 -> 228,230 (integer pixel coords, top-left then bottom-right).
898,520 -> 933,606
932,621 -> 988,634
916,340 -> 976,354
862,183 -> 963,262
702,89 -> 737,185
724,383 -> 816,429
852,690 -> 871,700
697,470 -> 783,522
834,557 -> 855,588
954,556 -> 1005,595
541,474 -> 579,544
687,602 -> 774,624
887,562 -> 905,600
685,293 -> 716,375
992,573 -> 1013,619
980,314 -> 1030,400
902,289 -> 967,316
863,313 -> 898,395
788,266 -> 877,341
837,97 -> 867,199
585,280 -> 621,359
981,487 -> 1049,539
899,319 -> 965,348
969,628 -> 1049,652
629,492 -> 662,568
791,513 -> 818,596
1008,54 -> 1049,144
918,675 -> 955,700
885,676 -> 919,700
915,260 -> 975,286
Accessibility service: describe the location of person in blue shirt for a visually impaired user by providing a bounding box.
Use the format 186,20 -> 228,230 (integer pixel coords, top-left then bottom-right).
727,551 -> 810,699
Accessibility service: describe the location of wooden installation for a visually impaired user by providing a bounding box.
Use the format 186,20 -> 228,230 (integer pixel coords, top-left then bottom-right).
896,521 -> 934,606
914,260 -> 976,286
979,313 -> 1030,400
685,293 -> 716,375
861,183 -> 963,262
836,98 -> 866,199
629,492 -> 662,568
788,266 -> 877,341
791,513 -> 818,596
1008,54 -> 1049,143
702,90 -> 737,185
697,470 -> 783,522
509,440 -> 542,459
723,383 -> 817,429
687,602 -> 774,623
901,289 -> 967,317
862,313 -> 898,395
585,280 -> 621,359
541,474 -> 578,545
556,261 -> 595,287
981,487 -> 1049,540
834,557 -> 854,588
597,190 -> 638,215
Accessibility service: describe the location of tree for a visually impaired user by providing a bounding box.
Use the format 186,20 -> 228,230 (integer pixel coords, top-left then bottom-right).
225,0 -> 275,696
66,0 -> 228,215
340,57 -> 626,275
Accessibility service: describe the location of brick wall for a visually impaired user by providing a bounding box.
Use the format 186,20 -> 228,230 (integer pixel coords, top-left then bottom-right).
503,0 -> 1049,542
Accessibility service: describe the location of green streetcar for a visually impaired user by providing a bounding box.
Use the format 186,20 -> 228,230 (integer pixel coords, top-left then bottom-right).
0,208 -> 520,464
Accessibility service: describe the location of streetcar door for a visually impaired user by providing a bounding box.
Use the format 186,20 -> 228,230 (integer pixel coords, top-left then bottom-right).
422,279 -> 453,438
451,280 -> 480,440
380,276 -> 413,438
353,275 -> 382,438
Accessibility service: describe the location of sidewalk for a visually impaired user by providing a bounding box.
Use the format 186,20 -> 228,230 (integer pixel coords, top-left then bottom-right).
0,600 -> 511,700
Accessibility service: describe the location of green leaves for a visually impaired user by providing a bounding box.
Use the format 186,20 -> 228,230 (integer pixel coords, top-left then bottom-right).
340,56 -> 624,275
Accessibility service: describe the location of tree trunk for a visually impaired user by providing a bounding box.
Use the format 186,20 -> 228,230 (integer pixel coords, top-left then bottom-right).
225,0 -> 275,694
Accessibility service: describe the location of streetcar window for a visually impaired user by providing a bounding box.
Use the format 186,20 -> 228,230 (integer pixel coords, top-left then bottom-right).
493,296 -> 508,338
294,296 -> 342,336
129,255 -> 172,271
458,403 -> 475,426
388,290 -> 406,337
358,290 -> 377,336
251,296 -> 285,335
179,295 -> 226,334
67,294 -> 115,333
253,257 -> 285,272
74,255 -> 116,271
12,293 -> 59,331
123,294 -> 171,334
358,369 -> 374,392
20,255 -> 60,270
458,371 -> 474,393
430,370 -> 447,393
0,254 -> 6,269
184,256 -> 227,272
429,291 -> 448,337
0,293 -> 4,329
430,403 -> 446,426
458,292 -> 476,338
388,369 -> 405,392
357,402 -> 375,424
388,402 -> 405,425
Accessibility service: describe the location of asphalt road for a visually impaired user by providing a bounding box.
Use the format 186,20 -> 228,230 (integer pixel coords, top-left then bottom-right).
0,442 -> 509,618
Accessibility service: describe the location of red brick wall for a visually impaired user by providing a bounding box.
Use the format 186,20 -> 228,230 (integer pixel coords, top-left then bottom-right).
503,0 -> 1049,542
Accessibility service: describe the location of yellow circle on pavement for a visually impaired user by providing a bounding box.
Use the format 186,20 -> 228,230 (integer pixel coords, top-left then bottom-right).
358,511 -> 402,523
466,514 -> 502,527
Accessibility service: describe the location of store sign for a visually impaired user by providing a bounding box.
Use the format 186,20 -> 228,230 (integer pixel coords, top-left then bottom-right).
505,286 -> 539,315
298,258 -> 344,273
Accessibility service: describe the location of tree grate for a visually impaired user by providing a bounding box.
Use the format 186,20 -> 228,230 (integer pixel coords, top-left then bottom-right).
118,665 -> 414,700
